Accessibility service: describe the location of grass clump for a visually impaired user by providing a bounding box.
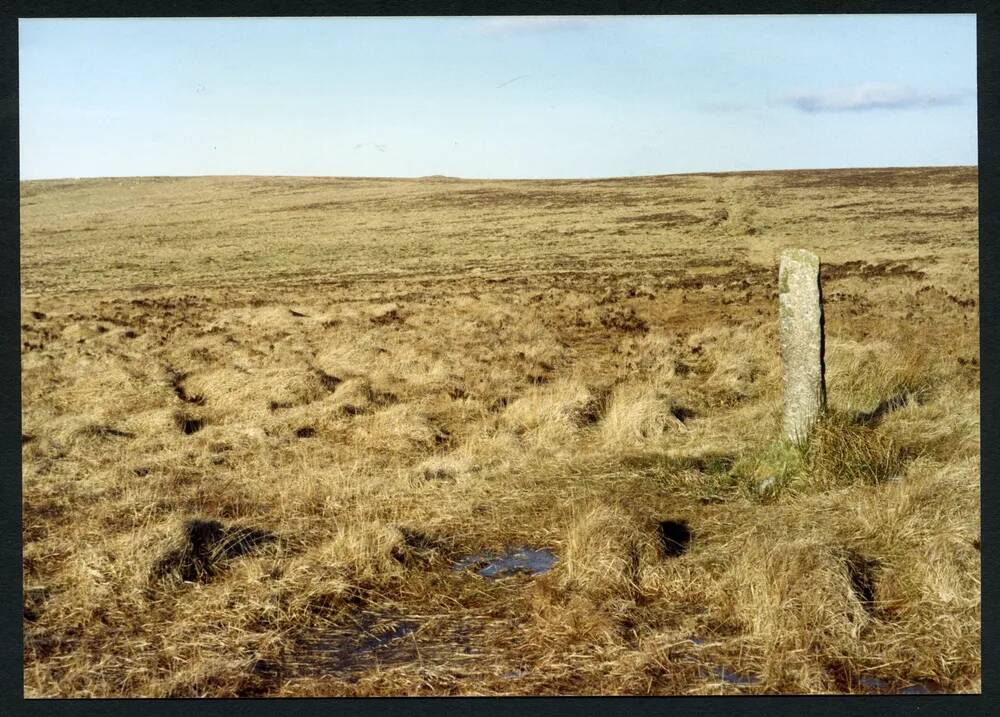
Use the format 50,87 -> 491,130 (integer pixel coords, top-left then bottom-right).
554,504 -> 648,601
805,413 -> 908,489
598,383 -> 678,447
825,338 -> 935,417
729,411 -> 909,499
715,535 -> 875,689
729,440 -> 807,501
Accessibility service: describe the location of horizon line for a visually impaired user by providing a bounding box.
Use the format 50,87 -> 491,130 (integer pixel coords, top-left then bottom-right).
19,163 -> 979,184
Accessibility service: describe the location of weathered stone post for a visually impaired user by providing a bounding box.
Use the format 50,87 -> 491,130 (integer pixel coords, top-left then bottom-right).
779,248 -> 826,443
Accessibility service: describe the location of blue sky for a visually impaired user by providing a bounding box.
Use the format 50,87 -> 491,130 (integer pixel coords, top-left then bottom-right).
19,15 -> 977,180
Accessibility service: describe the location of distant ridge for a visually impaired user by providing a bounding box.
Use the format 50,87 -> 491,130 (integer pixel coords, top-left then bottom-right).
19,165 -> 977,184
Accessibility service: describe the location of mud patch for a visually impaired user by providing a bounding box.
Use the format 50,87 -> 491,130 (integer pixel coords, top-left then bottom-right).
822,260 -> 926,282
618,211 -> 703,228
23,586 -> 51,622
670,406 -> 697,423
568,393 -> 607,428
370,304 -> 404,326
314,368 -> 342,392
489,396 -> 513,413
453,547 -> 558,579
281,614 -> 420,681
390,528 -> 448,566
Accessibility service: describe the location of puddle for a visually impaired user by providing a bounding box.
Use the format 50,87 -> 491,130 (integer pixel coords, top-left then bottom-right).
280,615 -> 422,680
501,668 -> 530,680
452,547 -> 558,579
705,665 -> 760,686
858,674 -> 945,694
683,639 -> 759,688
859,674 -> 889,691
270,610 -> 501,686
331,617 -> 417,657
352,620 -> 419,655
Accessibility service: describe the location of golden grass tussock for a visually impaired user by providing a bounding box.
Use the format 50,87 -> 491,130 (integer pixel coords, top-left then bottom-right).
844,458 -> 980,689
805,413 -> 908,489
327,376 -> 380,415
825,337 -> 935,413
598,382 -> 681,447
182,365 -> 333,417
687,325 -> 782,407
411,453 -> 479,483
310,522 -> 411,582
501,378 -> 600,447
312,341 -> 384,380
715,534 -> 873,689
21,167 -> 979,696
357,402 -> 449,453
618,332 -> 680,382
699,451 -> 979,693
551,503 -> 651,601
879,384 -> 979,463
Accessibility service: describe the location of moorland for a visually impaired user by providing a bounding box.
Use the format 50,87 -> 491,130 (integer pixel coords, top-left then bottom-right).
20,166 -> 980,696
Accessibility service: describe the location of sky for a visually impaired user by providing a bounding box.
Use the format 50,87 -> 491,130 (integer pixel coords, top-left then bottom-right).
18,15 -> 978,180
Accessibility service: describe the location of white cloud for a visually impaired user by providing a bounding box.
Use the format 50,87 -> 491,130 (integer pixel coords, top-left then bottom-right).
785,83 -> 970,112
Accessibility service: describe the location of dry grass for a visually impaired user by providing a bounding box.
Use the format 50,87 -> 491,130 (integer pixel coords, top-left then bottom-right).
21,166 -> 979,696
